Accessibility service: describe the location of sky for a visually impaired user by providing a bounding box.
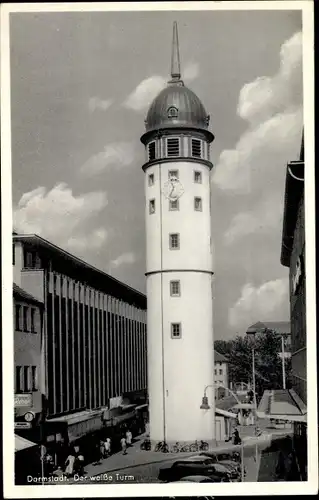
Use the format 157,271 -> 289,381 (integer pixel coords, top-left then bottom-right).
10,8 -> 303,340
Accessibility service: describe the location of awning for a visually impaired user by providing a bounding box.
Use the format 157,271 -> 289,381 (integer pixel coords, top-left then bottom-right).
257,389 -> 307,423
48,410 -> 103,442
135,404 -> 148,411
15,434 -> 38,452
215,408 -> 238,419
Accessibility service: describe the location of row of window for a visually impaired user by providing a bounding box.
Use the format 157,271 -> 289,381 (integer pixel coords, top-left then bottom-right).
148,169 -> 202,186
15,365 -> 38,393
149,197 -> 202,214
147,137 -> 208,161
15,305 -> 37,333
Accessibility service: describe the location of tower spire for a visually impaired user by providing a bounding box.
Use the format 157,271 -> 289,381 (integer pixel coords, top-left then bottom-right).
170,21 -> 182,82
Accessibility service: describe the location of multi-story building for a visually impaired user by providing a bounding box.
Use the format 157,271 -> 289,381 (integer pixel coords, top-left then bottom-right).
280,134 -> 307,479
256,134 -> 306,480
13,232 -> 148,454
14,283 -> 44,425
214,350 -> 229,398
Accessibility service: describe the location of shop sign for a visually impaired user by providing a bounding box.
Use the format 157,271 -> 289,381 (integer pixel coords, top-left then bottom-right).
292,255 -> 304,295
14,393 -> 32,407
15,421 -> 31,429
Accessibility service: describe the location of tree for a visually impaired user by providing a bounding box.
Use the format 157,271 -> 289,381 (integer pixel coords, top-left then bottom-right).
214,331 -> 291,399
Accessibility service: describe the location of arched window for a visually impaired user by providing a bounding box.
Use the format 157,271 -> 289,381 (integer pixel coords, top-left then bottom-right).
167,106 -> 178,118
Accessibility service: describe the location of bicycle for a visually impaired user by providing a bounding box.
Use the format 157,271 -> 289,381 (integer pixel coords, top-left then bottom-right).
154,441 -> 169,453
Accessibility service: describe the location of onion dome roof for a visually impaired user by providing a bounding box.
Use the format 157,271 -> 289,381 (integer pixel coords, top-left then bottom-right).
142,22 -> 212,139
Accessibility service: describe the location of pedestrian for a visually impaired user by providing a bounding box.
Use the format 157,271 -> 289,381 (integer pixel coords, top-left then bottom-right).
121,436 -> 127,455
64,452 -> 75,478
75,453 -> 85,476
126,429 -> 132,447
233,428 -> 241,445
104,437 -> 111,457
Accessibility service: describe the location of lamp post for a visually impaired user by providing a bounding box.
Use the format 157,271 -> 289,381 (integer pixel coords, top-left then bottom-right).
200,384 -> 245,482
245,330 -> 260,475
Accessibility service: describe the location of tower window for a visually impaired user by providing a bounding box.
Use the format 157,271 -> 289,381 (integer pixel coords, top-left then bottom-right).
167,106 -> 178,118
148,141 -> 156,161
192,139 -> 202,158
171,322 -> 182,339
148,173 -> 154,186
169,233 -> 180,250
166,138 -> 180,157
170,280 -> 181,297
169,169 -> 179,180
169,199 -> 179,211
149,199 -> 156,214
194,171 -> 202,184
194,197 -> 202,211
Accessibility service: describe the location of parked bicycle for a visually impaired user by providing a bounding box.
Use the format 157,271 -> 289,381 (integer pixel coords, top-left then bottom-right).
189,440 -> 209,452
155,441 -> 169,453
172,442 -> 190,453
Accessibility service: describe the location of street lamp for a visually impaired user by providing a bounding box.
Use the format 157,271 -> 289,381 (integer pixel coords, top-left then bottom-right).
200,384 -> 244,482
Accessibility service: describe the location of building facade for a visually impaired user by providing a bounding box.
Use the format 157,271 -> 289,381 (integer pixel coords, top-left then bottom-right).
281,135 -> 307,479
14,283 -> 44,423
13,232 -> 148,450
141,23 -> 215,446
214,350 -> 229,390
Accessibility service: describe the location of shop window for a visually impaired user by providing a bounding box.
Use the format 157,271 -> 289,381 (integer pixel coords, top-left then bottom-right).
148,141 -> 156,161
23,366 -> 30,392
171,322 -> 182,339
149,199 -> 156,214
169,233 -> 180,250
166,138 -> 180,157
192,139 -> 202,158
31,366 -> 38,391
15,366 -> 22,393
170,280 -> 181,297
194,197 -> 202,211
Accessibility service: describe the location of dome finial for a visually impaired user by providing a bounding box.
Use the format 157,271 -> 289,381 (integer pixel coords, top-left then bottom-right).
170,21 -> 182,83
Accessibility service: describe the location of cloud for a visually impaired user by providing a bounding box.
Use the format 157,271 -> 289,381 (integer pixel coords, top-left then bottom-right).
123,76 -> 166,112
213,31 -> 303,193
80,141 -> 135,176
88,97 -> 113,112
110,252 -> 136,269
228,278 -> 289,329
123,61 -> 199,113
13,183 -> 108,253
224,196 -> 284,245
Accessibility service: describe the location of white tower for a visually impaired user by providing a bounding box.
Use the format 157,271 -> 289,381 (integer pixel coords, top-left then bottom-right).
141,23 -> 215,448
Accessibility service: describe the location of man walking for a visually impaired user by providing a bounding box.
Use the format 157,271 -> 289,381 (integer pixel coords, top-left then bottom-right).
126,429 -> 132,447
121,436 -> 127,455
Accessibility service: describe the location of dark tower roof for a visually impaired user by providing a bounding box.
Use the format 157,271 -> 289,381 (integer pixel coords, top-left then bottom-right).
142,22 -> 213,141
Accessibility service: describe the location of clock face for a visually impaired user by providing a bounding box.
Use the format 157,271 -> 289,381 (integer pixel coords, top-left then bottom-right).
162,177 -> 185,200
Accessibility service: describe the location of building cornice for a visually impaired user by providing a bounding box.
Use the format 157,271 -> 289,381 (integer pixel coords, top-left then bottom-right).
142,156 -> 214,172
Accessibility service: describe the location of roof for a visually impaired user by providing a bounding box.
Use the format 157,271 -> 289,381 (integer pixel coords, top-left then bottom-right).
13,282 -> 43,306
246,321 -> 291,335
214,350 -> 229,363
281,132 -> 305,267
144,83 -> 212,136
257,389 -> 306,423
15,434 -> 38,452
141,22 -> 213,143
13,233 -> 146,308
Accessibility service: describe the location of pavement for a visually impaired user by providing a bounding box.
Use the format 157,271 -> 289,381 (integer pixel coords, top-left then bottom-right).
51,422 -> 293,484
